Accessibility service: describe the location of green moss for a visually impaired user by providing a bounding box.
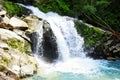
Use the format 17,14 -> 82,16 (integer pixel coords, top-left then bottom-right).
3,0 -> 24,16
0,56 -> 9,66
6,38 -> 24,52
6,38 -> 31,54
24,41 -> 32,54
0,65 -> 4,71
1,56 -> 9,65
75,20 -> 104,48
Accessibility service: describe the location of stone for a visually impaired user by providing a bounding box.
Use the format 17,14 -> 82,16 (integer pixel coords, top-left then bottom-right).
20,64 -> 35,77
107,57 -> 116,61
0,10 -> 10,24
9,17 -> 28,30
13,29 -> 31,43
0,10 -> 6,15
9,53 -> 37,78
0,41 -> 9,50
0,23 -> 13,30
0,28 -> 24,41
0,65 -> 19,80
24,14 -> 43,33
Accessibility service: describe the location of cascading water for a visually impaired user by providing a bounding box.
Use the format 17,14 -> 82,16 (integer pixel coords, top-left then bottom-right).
20,4 -> 120,80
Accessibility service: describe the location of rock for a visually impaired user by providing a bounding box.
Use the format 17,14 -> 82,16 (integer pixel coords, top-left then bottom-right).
9,17 -> 28,31
0,28 -> 24,41
0,23 -> 13,30
0,10 -> 10,24
90,34 -> 120,60
0,41 -> 9,50
107,57 -> 116,61
13,29 -> 31,43
9,52 -> 37,78
0,65 -> 19,80
24,14 -> 43,33
20,64 -> 36,77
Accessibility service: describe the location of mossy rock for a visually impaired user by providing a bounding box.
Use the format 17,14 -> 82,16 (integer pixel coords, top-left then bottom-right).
0,56 -> 9,66
0,65 -> 4,71
75,20 -> 105,49
6,38 -> 31,53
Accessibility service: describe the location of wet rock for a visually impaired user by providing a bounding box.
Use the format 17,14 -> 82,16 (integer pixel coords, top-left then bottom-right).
89,34 -> 120,60
107,57 -> 116,61
42,27 -> 58,62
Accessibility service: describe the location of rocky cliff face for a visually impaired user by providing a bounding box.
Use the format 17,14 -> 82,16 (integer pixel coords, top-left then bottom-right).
75,20 -> 120,60
0,10 -> 41,79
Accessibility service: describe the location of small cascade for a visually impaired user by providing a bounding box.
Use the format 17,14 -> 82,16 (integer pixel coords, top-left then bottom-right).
32,21 -> 44,55
20,4 -> 85,61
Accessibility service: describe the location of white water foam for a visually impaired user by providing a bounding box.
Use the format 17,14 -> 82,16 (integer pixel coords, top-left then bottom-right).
20,4 -> 107,76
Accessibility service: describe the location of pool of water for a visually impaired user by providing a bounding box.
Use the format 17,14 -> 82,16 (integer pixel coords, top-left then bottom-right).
25,59 -> 120,80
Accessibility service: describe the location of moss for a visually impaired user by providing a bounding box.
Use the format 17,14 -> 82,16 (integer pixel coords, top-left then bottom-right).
75,20 -> 105,49
0,65 -> 4,71
24,41 -> 32,54
6,38 -> 25,52
3,0 -> 24,16
6,38 -> 32,54
0,56 -> 9,66
1,56 -> 9,65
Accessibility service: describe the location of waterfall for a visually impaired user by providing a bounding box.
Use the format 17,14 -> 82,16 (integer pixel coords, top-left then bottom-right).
19,4 -> 120,80
20,4 -> 85,61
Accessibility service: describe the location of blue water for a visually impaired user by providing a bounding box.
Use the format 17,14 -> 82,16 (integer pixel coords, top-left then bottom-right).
25,60 -> 120,80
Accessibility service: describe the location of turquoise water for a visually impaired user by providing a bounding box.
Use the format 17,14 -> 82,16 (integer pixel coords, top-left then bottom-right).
25,60 -> 120,80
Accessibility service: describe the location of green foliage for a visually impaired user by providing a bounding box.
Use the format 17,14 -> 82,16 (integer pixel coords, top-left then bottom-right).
0,56 -> 9,66
3,0 -> 24,16
83,5 -> 96,14
33,0 -> 71,15
75,20 -> 104,48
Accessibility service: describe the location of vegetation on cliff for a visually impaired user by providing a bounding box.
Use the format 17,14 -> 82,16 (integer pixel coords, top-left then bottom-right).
3,0 -> 24,16
75,20 -> 105,49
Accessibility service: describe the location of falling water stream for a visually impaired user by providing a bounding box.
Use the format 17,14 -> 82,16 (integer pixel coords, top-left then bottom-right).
20,5 -> 120,80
